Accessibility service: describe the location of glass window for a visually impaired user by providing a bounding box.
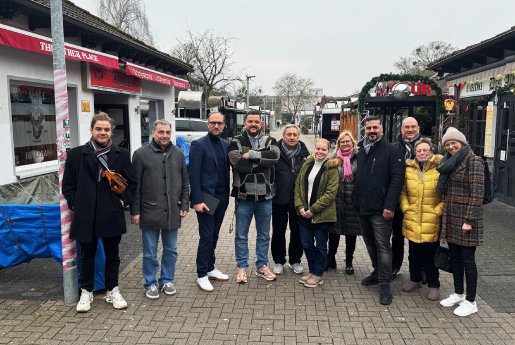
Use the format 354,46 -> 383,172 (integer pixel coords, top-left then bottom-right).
174,119 -> 190,131
190,120 -> 207,131
10,82 -> 57,167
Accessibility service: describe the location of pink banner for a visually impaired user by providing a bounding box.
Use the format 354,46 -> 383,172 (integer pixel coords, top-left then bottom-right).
125,63 -> 189,90
0,23 -> 119,69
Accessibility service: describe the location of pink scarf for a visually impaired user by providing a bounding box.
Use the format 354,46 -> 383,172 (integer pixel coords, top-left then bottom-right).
336,148 -> 353,182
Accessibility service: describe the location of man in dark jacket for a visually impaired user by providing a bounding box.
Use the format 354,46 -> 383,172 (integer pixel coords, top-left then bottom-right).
353,116 -> 405,305
131,119 -> 189,300
189,112 -> 230,292
228,112 -> 280,283
271,124 -> 310,275
391,117 -> 421,276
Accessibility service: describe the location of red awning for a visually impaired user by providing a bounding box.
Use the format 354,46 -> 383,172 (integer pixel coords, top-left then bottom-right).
125,63 -> 189,90
0,23 -> 119,69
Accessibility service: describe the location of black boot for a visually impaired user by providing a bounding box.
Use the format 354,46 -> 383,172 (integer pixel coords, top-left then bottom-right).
325,254 -> 336,271
345,260 -> 354,275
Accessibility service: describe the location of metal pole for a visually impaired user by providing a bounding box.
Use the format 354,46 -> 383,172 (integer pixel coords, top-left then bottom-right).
246,75 -> 254,111
50,0 -> 78,304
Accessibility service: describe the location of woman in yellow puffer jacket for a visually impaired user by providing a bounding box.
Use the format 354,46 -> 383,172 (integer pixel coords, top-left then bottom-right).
399,137 -> 443,301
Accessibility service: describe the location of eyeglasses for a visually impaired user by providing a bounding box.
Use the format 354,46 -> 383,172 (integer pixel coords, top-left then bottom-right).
340,140 -> 352,144
208,121 -> 224,126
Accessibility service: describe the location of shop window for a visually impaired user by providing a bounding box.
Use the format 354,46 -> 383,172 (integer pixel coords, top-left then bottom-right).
10,82 -> 57,167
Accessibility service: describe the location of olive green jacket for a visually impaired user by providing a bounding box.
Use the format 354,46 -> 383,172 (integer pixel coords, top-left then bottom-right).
294,156 -> 339,224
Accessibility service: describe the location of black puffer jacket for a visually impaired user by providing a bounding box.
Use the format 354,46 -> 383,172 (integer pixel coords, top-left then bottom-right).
330,150 -> 361,236
273,140 -> 310,206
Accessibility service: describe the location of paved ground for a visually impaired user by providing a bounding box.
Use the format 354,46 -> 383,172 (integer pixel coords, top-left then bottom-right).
0,129 -> 514,344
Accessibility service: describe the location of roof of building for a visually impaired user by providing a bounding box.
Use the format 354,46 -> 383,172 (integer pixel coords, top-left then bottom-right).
428,25 -> 515,75
6,0 -> 193,75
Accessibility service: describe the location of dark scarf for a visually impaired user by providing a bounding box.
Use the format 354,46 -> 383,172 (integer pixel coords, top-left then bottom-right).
436,145 -> 471,195
89,138 -> 113,181
281,140 -> 301,160
363,135 -> 383,154
401,133 -> 421,160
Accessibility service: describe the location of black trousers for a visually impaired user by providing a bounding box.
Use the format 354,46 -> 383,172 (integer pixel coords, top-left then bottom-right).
328,233 -> 357,264
448,243 -> 478,302
407,241 -> 440,288
79,235 -> 121,292
271,204 -> 303,265
196,199 -> 229,278
391,209 -> 405,270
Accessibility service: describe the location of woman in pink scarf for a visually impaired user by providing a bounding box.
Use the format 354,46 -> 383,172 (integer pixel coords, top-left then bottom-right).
327,130 -> 362,274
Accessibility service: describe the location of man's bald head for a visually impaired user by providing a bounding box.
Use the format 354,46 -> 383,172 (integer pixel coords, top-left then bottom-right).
401,117 -> 420,140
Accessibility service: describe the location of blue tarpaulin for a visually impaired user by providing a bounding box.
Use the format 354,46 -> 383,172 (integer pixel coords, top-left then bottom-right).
0,204 -> 106,290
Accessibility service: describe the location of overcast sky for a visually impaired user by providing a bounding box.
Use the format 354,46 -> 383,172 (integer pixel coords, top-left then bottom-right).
71,0 -> 514,97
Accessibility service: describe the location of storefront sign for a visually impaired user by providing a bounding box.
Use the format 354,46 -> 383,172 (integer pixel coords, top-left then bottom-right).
0,23 -> 119,69
125,63 -> 189,90
88,65 -> 142,95
331,116 -> 340,132
459,80 -> 491,98
371,81 -> 433,97
484,102 -> 494,157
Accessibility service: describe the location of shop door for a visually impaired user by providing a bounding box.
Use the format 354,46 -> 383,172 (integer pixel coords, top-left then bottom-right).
94,104 -> 130,151
495,95 -> 515,205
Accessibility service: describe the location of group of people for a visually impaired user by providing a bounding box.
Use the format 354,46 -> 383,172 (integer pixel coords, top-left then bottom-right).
62,110 -> 485,318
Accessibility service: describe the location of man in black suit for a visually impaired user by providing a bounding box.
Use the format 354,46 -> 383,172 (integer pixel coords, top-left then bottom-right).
189,112 -> 230,292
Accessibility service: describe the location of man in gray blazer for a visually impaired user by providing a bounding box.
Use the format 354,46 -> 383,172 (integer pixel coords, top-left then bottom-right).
131,119 -> 189,299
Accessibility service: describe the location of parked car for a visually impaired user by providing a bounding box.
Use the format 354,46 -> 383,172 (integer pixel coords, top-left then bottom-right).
174,117 -> 208,142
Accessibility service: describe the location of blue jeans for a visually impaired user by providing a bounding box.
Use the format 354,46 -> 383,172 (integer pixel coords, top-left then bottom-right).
142,228 -> 178,289
235,199 -> 272,269
298,218 -> 330,277
359,214 -> 393,284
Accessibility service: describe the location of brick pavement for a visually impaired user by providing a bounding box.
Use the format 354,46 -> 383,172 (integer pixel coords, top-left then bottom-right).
0,129 -> 514,344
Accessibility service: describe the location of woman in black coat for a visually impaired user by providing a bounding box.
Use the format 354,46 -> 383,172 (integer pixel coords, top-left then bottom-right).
327,130 -> 361,274
63,112 -> 134,313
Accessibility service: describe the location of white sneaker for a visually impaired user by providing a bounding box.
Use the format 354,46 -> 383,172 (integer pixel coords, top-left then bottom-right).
76,289 -> 93,313
207,268 -> 229,281
197,276 -> 214,292
289,263 -> 304,274
273,263 -> 284,275
440,293 -> 466,307
105,286 -> 128,309
453,300 -> 478,317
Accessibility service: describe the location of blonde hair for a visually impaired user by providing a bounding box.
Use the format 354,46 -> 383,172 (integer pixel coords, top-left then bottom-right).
337,130 -> 356,148
314,138 -> 330,150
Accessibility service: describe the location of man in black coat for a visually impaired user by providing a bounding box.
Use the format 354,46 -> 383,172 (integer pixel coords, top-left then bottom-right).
353,116 -> 405,305
391,117 -> 421,276
271,124 -> 310,275
63,112 -> 135,313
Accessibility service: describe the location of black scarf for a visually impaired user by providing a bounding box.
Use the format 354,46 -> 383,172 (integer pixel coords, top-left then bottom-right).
436,145 -> 471,195
281,140 -> 301,160
401,133 -> 421,160
89,138 -> 113,181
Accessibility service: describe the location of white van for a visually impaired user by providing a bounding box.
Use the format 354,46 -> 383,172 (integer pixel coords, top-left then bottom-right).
174,117 -> 208,142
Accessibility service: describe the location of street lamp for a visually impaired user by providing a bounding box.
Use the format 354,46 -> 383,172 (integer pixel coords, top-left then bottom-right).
246,74 -> 255,111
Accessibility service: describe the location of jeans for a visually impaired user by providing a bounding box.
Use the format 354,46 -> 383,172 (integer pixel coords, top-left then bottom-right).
391,208 -> 405,270
408,241 -> 440,288
298,218 -> 330,277
79,235 -> 121,292
142,228 -> 178,289
328,233 -> 357,264
359,214 -> 393,284
235,199 -> 272,269
196,199 -> 229,278
271,204 -> 303,265
448,243 -> 477,302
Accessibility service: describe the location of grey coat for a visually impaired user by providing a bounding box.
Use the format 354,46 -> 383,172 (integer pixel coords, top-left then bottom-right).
131,140 -> 190,230
330,150 -> 361,236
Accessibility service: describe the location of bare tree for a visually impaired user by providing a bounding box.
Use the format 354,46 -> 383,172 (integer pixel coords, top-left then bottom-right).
97,0 -> 155,46
273,72 -> 314,118
172,29 -> 237,99
394,41 -> 457,76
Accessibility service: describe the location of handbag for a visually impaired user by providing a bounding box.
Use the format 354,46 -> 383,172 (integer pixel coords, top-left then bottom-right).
104,168 -> 128,195
434,245 -> 453,273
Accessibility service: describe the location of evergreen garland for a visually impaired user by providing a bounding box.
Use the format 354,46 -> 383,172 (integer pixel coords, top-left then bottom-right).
358,73 -> 444,113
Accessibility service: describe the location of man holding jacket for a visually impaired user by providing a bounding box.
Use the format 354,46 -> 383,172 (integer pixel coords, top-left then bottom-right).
353,116 -> 405,305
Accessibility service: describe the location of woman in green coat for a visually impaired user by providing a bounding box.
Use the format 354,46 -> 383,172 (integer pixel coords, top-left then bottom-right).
294,139 -> 339,288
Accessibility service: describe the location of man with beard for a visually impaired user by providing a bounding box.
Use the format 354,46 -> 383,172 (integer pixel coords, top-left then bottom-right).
228,111 -> 280,283
271,124 -> 310,275
392,117 -> 421,277
353,116 -> 405,305
189,112 -> 231,292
